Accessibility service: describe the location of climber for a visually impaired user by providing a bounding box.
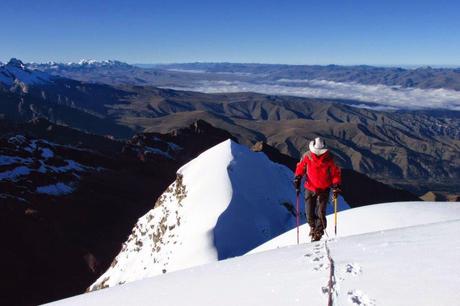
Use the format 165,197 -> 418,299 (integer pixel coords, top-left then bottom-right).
294,137 -> 342,242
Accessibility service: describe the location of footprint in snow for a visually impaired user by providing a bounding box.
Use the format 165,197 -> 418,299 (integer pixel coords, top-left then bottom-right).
313,263 -> 329,271
312,255 -> 324,262
347,290 -> 375,306
343,263 -> 362,276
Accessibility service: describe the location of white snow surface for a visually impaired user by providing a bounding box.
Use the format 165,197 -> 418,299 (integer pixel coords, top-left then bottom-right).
250,201 -> 460,253
47,201 -> 460,306
90,139 -> 334,290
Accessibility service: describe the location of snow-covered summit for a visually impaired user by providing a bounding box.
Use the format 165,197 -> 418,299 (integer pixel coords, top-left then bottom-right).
7,58 -> 26,69
69,59 -> 129,67
77,59 -> 98,65
90,139 -> 341,290
0,58 -> 53,87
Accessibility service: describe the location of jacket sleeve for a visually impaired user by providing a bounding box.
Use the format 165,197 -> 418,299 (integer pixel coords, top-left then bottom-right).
330,157 -> 342,185
294,156 -> 307,177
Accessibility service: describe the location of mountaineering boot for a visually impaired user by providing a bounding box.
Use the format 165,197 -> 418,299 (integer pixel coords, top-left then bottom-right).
311,229 -> 323,242
309,227 -> 315,237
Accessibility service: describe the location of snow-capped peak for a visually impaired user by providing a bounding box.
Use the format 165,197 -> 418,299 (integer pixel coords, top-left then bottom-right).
90,139 -> 332,290
78,59 -> 97,65
24,59 -> 131,71
7,58 -> 26,69
65,59 -> 129,67
0,58 -> 53,87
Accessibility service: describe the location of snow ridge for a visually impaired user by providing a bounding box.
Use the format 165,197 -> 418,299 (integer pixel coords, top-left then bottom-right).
90,139 -> 304,290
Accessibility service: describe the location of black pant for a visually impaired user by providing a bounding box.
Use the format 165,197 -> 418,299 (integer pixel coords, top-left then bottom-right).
305,189 -> 330,233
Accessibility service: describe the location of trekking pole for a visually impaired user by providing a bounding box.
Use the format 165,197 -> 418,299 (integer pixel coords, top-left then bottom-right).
296,192 -> 300,244
333,194 -> 338,237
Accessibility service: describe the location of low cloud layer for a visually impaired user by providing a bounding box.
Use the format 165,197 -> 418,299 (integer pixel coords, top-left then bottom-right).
171,79 -> 460,111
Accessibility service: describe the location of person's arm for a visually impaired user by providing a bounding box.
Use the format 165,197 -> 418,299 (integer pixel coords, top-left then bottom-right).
329,156 -> 342,197
295,156 -> 307,177
293,155 -> 307,194
330,160 -> 341,186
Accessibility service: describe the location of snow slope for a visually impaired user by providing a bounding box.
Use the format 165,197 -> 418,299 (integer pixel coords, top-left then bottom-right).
90,139 -> 345,290
250,201 -> 460,253
47,201 -> 460,306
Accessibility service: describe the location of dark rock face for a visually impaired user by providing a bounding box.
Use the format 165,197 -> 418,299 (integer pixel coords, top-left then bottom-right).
0,119 -> 234,306
251,141 -> 420,207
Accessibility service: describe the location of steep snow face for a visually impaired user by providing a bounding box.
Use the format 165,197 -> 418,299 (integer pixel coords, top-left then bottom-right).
0,58 -> 53,87
250,201 -> 460,254
46,202 -> 460,306
90,139 -> 321,290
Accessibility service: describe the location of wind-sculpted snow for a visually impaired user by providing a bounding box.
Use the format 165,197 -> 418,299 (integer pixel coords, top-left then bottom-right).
90,139 -> 304,290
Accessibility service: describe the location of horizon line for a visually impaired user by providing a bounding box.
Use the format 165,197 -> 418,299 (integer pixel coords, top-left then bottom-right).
2,57 -> 459,69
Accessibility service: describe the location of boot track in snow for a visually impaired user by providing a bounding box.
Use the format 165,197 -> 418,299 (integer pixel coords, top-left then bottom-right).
325,240 -> 336,306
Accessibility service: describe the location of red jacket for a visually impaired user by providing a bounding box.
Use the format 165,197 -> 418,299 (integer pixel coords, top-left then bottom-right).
295,151 -> 341,192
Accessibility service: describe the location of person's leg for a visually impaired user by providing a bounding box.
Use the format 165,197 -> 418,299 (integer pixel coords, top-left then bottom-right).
316,189 -> 330,235
305,190 -> 318,236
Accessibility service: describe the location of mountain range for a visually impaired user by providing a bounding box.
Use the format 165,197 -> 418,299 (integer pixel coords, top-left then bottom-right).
25,60 -> 460,91
1,59 -> 459,196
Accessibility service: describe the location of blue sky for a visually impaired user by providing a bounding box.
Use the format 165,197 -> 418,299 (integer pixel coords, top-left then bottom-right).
1,0 -> 459,65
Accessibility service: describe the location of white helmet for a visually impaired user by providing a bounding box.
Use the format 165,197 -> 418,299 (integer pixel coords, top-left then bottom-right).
309,137 -> 328,155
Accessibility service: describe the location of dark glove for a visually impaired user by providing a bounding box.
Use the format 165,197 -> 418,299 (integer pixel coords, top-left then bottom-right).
293,176 -> 302,195
332,184 -> 342,198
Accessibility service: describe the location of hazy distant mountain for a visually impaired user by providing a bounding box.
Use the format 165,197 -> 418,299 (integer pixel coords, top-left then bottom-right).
1,58 -> 133,137
25,60 -> 213,86
26,60 -> 460,111
155,62 -> 460,91
28,60 -> 460,91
